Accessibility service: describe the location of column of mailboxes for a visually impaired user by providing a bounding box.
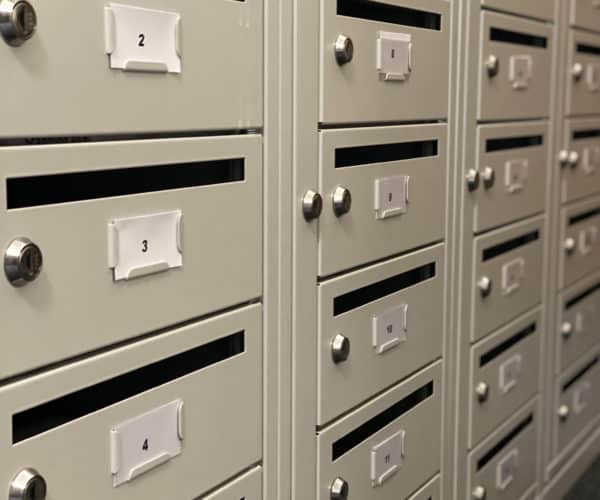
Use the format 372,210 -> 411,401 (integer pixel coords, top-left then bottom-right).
464,3 -> 554,500
552,0 -> 600,477
312,2 -> 450,500
0,2 -> 263,499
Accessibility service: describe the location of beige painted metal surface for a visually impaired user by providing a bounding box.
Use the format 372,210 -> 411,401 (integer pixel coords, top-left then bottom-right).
0,305 -> 262,500
481,0 -> 556,22
202,467 -> 262,500
318,124 -> 446,276
0,135 -> 262,379
317,244 -> 444,424
566,29 -> 600,117
569,0 -> 600,33
561,118 -> 600,203
406,474 -> 441,500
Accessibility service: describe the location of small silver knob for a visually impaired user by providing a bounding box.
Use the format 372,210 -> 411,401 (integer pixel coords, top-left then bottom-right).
334,34 -> 354,66
5,237 -> 43,287
561,321 -> 573,339
0,0 -> 36,46
477,276 -> 492,297
330,477 -> 349,500
572,62 -> 585,80
302,190 -> 323,222
557,404 -> 570,421
568,150 -> 580,167
481,166 -> 495,189
559,149 -> 571,166
475,382 -> 490,403
485,55 -> 499,77
332,186 -> 352,217
564,237 -> 576,254
9,468 -> 47,500
472,485 -> 487,500
331,334 -> 350,364
466,169 -> 480,191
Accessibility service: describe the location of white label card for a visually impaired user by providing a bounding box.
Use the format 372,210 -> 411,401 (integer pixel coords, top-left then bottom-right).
370,431 -> 405,487
501,257 -> 525,296
374,175 -> 409,220
496,449 -> 519,491
372,304 -> 407,355
376,32 -> 412,81
499,354 -> 523,394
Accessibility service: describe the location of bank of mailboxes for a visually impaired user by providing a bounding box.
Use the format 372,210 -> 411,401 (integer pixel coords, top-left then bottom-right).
570,0 -> 600,32
567,29 -> 600,117
468,401 -> 538,500
318,124 -> 446,276
320,0 -> 450,125
481,0 -> 555,22
561,119 -> 600,204
0,305 -> 262,499
471,217 -> 544,342
559,196 -> 600,290
0,136 -> 262,379
471,122 -> 549,233
317,363 -> 441,500
1,1 -> 262,138
478,12 -> 552,122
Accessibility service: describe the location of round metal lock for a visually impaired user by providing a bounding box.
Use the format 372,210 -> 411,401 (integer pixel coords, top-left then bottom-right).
331,334 -> 350,364
477,276 -> 492,297
4,237 -> 43,287
568,150 -> 580,167
572,62 -> 585,80
330,477 -> 349,500
561,321 -> 573,339
472,485 -> 487,500
564,237 -> 576,254
558,149 -> 570,166
481,166 -> 495,189
334,34 -> 354,65
466,169 -> 480,191
9,468 -> 47,500
332,186 -> 352,217
302,189 -> 323,222
0,0 -> 36,46
475,382 -> 490,403
557,404 -> 570,422
485,54 -> 499,77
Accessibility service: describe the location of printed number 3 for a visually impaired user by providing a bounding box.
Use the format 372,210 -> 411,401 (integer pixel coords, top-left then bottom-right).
138,34 -> 145,47
142,240 -> 149,253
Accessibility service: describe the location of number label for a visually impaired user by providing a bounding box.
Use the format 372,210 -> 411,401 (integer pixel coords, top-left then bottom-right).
142,438 -> 149,451
142,240 -> 149,253
138,33 -> 146,47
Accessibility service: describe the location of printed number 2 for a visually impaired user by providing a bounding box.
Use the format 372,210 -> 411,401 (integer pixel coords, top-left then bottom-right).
138,34 -> 145,47
142,240 -> 149,253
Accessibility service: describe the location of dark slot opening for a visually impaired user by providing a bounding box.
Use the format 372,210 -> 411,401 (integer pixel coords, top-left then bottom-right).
480,323 -> 536,367
333,263 -> 436,316
566,283 -> 600,310
569,207 -> 600,226
482,230 -> 539,261
477,414 -> 534,470
563,357 -> 599,392
6,159 -> 245,209
337,0 -> 441,31
573,129 -> 600,140
335,140 -> 438,168
12,331 -> 245,443
577,43 -> 600,56
490,27 -> 547,48
485,135 -> 544,152
331,381 -> 434,461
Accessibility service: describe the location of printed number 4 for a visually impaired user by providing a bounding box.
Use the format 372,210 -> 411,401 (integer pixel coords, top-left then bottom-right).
138,34 -> 145,47
142,438 -> 149,451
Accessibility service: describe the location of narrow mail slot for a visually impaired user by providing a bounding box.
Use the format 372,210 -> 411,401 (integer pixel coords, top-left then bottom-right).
333,263 -> 436,316
479,323 -> 536,367
335,140 -> 438,168
566,283 -> 600,309
568,207 -> 600,226
576,44 -> 600,56
485,135 -> 543,152
6,159 -> 245,209
482,231 -> 540,261
337,0 -> 442,31
477,414 -> 534,470
12,331 -> 245,443
331,381 -> 434,460
562,357 -> 599,392
573,129 -> 600,140
489,28 -> 547,48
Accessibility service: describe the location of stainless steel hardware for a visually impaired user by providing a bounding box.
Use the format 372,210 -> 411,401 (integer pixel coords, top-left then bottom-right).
485,55 -> 499,77
564,237 -> 576,254
466,169 -> 480,191
334,34 -> 354,66
472,485 -> 487,500
561,321 -> 573,339
302,190 -> 323,222
477,276 -> 492,297
559,149 -> 570,165
572,62 -> 585,81
557,404 -> 570,422
331,334 -> 350,364
0,0 -> 36,46
9,468 -> 47,500
330,477 -> 349,500
568,150 -> 580,167
475,382 -> 490,403
4,237 -> 43,287
481,166 -> 495,189
332,186 -> 352,217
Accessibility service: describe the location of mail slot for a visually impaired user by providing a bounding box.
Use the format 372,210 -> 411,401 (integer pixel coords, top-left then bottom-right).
469,309 -> 541,448
318,124 -> 446,276
567,29 -> 600,117
0,1 -> 262,138
471,217 -> 544,342
481,0 -> 556,22
557,272 -> 600,373
472,122 -> 549,233
559,196 -> 600,290
407,474 -> 440,500
318,244 -> 444,424
468,401 -> 538,500
320,0 -> 450,125
561,119 -> 600,203
0,305 -> 262,500
570,0 -> 600,34
478,12 -> 552,121
317,362 -> 441,500
554,348 -> 600,455
0,135 -> 262,379
202,467 -> 262,500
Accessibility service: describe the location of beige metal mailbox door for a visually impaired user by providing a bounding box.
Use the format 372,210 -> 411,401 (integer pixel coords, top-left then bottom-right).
0,0 -> 262,137
318,124 -> 446,277
407,475 -> 441,500
469,309 -> 541,448
203,467 -> 262,500
481,0 -> 556,22
570,0 -> 600,34
320,0 -> 450,125
0,135 -> 262,379
0,305 -> 262,500
567,30 -> 600,117
318,244 -> 444,424
478,12 -> 551,122
472,122 -> 549,233
471,217 -> 544,342
561,119 -> 600,203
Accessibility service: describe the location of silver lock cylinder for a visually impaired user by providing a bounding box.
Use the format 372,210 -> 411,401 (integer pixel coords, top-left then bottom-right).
472,485 -> 487,500
481,166 -> 495,189
477,276 -> 492,297
330,477 -> 349,500
466,169 -> 480,191
475,382 -> 489,403
485,54 -> 499,77
334,34 -> 354,65
331,334 -> 350,364
564,237 -> 576,254
332,186 -> 352,217
561,321 -> 573,339
558,149 -> 570,165
4,237 -> 43,287
572,62 -> 585,80
9,468 -> 47,500
557,404 -> 570,422
0,0 -> 36,46
302,190 -> 323,222
568,150 -> 580,167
